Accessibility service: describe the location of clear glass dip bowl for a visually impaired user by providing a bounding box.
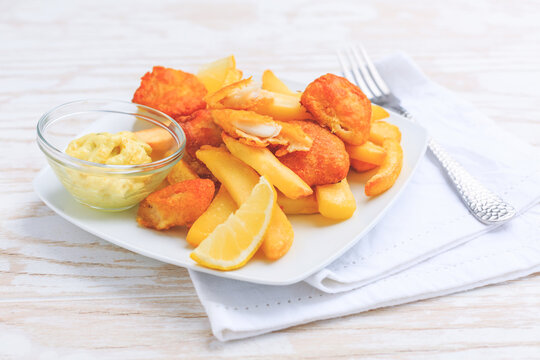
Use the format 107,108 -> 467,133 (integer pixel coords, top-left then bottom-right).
37,99 -> 186,211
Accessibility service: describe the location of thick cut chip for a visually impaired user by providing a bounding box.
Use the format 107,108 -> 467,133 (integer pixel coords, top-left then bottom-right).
222,134 -> 313,199
196,146 -> 294,260
167,159 -> 199,184
136,179 -> 215,230
365,140 -> 403,196
346,141 -> 386,166
350,159 -> 378,173
190,176 -> 276,271
262,69 -> 300,97
316,178 -> 357,220
301,73 -> 371,145
371,104 -> 390,122
370,121 -> 401,145
277,191 -> 318,215
132,66 -> 207,120
186,186 -> 237,247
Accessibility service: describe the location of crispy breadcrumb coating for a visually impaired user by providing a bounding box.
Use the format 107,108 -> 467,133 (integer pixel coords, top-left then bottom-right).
181,109 -> 224,158
132,66 -> 207,119
277,120 -> 349,186
301,74 -> 371,145
136,179 -> 215,230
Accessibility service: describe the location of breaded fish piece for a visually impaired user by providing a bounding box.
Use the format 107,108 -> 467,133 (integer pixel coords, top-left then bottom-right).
132,66 -> 207,120
277,120 -> 349,186
301,74 -> 371,145
181,109 -> 224,158
210,109 -> 312,156
136,179 -> 215,230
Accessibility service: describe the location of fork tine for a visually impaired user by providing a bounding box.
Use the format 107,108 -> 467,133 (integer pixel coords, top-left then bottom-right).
343,48 -> 374,99
356,45 -> 390,95
337,50 -> 355,84
351,46 -> 382,98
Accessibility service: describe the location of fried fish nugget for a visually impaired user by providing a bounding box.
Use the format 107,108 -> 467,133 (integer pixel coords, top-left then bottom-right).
136,179 -> 215,230
181,109 -> 223,158
277,120 -> 349,187
132,66 -> 207,120
301,74 -> 371,145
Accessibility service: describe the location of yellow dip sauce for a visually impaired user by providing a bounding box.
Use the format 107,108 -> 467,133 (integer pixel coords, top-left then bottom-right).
63,131 -> 158,210
66,131 -> 152,165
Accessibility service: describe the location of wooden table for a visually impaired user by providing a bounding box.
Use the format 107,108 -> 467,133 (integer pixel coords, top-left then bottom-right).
2,0 -> 539,358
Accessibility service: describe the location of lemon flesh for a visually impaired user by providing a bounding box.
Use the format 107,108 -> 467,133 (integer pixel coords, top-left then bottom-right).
190,176 -> 276,271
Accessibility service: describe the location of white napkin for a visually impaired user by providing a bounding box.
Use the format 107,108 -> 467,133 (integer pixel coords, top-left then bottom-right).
189,54 -> 540,341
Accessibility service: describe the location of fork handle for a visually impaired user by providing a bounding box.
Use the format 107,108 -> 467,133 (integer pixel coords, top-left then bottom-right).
395,107 -> 516,224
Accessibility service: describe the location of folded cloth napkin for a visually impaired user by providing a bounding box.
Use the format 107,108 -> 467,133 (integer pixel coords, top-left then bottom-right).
189,54 -> 540,341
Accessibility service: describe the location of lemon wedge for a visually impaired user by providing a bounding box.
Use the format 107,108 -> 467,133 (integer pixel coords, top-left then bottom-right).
190,176 -> 276,270
197,55 -> 236,94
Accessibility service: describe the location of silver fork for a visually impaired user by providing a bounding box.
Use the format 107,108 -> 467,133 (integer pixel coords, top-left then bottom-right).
338,45 -> 516,225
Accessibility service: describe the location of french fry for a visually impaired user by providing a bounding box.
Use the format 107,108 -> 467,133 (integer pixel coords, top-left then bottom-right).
197,55 -> 238,94
316,179 -> 356,220
167,159 -> 199,184
196,146 -> 259,204
196,146 -> 294,260
370,121 -> 401,145
277,191 -> 318,215
186,186 -> 237,247
365,140 -> 403,196
262,69 -> 300,97
371,104 -> 390,122
222,134 -> 313,199
350,159 -> 378,173
262,206 -> 294,259
346,141 -> 386,166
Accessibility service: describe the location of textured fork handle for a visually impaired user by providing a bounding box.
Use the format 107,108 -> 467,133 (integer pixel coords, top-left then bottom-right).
394,105 -> 516,224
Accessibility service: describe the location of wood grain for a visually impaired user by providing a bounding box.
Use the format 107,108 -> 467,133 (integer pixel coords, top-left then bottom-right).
1,0 -> 539,358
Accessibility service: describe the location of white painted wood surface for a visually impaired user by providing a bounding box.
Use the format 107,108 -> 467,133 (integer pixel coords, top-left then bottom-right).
1,0 -> 539,358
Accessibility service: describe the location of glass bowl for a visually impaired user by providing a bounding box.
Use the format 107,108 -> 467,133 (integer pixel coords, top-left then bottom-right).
37,99 -> 186,211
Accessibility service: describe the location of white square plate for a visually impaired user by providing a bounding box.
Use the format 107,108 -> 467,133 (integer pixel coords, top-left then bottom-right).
34,110 -> 428,285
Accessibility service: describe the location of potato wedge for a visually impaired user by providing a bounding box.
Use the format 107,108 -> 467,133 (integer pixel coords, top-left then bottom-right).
262,69 -> 300,97
316,179 -> 356,220
277,191 -> 318,215
167,159 -> 199,184
196,146 -> 294,259
186,186 -> 237,247
262,206 -> 294,259
196,146 -> 259,204
370,121 -> 401,145
197,55 -> 237,94
371,104 -> 390,122
350,159 -> 378,173
365,140 -> 403,196
222,134 -> 313,199
346,141 -> 386,166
